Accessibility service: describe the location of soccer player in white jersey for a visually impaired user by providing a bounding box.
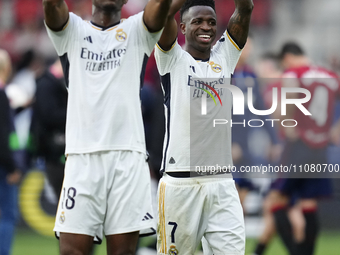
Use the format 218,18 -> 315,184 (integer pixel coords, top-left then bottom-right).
42,0 -> 172,254
155,0 -> 253,254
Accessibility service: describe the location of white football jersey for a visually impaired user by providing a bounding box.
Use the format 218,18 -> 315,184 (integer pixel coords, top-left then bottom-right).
155,31 -> 242,172
46,12 -> 161,154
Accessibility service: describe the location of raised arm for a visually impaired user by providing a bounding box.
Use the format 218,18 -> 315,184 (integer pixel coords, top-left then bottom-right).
43,0 -> 69,31
143,0 -> 175,34
156,0 -> 186,50
227,0 -> 254,49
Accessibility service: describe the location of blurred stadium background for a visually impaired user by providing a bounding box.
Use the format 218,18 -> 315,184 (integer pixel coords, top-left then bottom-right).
0,0 -> 340,254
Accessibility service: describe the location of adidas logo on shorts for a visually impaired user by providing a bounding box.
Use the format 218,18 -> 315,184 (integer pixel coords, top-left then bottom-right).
142,212 -> 153,221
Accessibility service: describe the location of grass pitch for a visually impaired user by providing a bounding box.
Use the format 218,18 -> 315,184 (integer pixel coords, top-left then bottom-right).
11,228 -> 340,255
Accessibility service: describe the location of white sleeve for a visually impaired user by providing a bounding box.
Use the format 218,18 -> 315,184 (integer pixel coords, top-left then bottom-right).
44,12 -> 80,56
212,30 -> 242,73
130,12 -> 164,56
154,41 -> 183,76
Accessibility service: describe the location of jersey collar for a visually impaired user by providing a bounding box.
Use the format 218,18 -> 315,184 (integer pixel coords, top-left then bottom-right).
194,57 -> 210,62
89,20 -> 121,31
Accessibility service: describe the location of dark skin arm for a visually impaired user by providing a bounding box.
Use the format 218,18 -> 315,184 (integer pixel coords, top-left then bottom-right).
43,0 -> 172,33
144,0 -> 174,33
43,0 -> 69,31
227,0 -> 254,49
158,0 -> 186,50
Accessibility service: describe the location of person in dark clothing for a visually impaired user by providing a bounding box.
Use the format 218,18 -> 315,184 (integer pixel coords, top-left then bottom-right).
31,59 -> 67,198
0,49 -> 21,255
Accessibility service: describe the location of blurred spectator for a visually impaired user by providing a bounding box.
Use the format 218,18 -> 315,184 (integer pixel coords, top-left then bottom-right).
256,52 -> 283,124
271,42 -> 340,255
5,50 -> 43,173
31,59 -> 67,198
10,50 -> 37,103
329,55 -> 340,76
0,49 -> 21,255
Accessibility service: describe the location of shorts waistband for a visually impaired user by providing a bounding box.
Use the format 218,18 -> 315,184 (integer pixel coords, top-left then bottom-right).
162,172 -> 233,185
166,171 -> 230,178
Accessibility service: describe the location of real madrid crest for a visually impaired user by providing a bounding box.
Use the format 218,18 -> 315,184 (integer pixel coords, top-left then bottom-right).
59,211 -> 65,224
168,245 -> 178,255
116,29 -> 127,42
209,61 -> 222,73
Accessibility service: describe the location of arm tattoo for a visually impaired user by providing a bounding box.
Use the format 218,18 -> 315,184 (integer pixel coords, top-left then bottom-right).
227,0 -> 253,49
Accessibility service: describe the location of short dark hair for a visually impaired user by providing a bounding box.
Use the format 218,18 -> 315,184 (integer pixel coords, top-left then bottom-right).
279,42 -> 305,59
180,0 -> 216,21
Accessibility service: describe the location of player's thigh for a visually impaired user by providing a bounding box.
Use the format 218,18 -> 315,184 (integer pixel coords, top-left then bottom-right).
106,231 -> 139,255
157,176 -> 206,255
55,153 -> 107,240
205,179 -> 245,255
105,151 -> 155,235
59,233 -> 94,255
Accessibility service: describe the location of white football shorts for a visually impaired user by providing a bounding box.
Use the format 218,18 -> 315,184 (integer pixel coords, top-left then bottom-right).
54,150 -> 156,243
157,173 -> 245,255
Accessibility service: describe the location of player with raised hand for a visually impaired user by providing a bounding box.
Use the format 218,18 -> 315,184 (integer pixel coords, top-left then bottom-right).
42,0 -> 172,255
155,0 -> 253,254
